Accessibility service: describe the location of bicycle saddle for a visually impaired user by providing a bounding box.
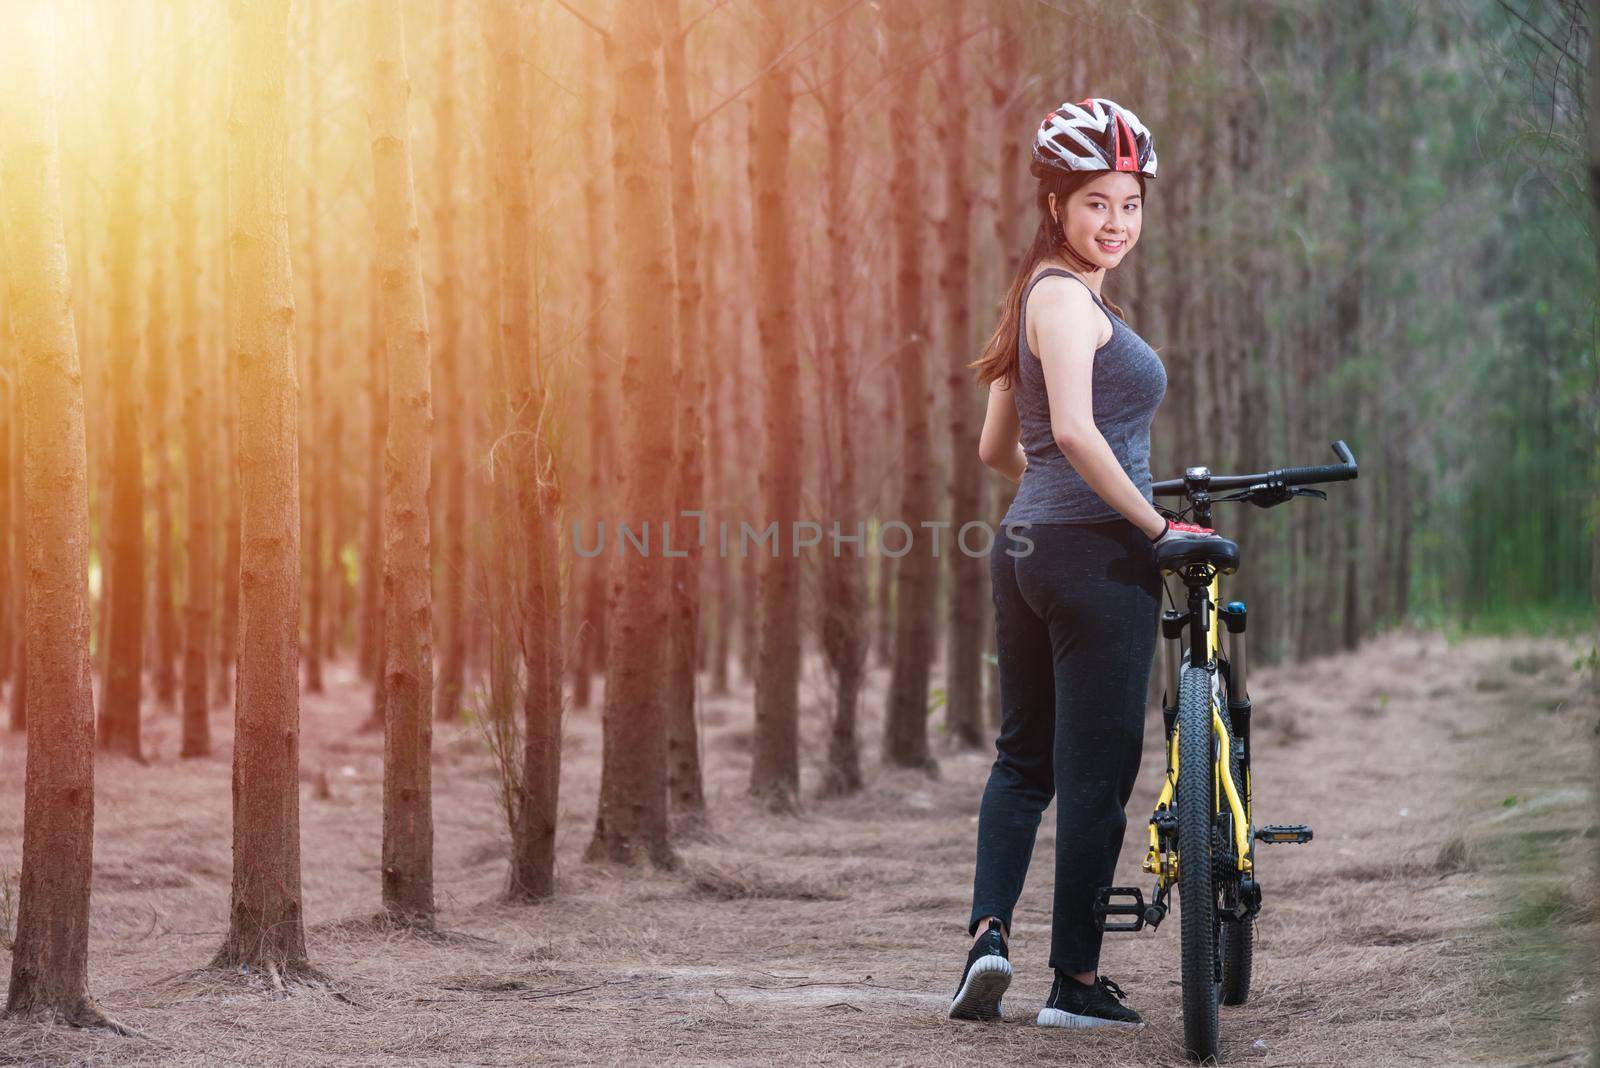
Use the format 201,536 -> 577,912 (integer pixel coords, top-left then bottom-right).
1155,533 -> 1240,576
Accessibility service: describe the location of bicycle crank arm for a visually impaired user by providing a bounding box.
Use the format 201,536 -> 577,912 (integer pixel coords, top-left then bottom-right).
1255,824 -> 1313,844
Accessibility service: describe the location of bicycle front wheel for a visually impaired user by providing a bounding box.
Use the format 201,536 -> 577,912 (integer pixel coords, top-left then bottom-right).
1177,663 -> 1220,1062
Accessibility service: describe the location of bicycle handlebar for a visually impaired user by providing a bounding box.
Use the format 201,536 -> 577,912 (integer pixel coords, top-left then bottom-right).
1151,440 -> 1358,498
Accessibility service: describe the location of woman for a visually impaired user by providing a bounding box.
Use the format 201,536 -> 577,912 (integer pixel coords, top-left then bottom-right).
949,98 -> 1214,1030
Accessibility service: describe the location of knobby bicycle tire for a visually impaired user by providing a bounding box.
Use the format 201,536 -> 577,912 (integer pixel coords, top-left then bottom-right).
1177,663 -> 1221,1063
1220,907 -> 1254,1006
1218,664 -> 1254,1006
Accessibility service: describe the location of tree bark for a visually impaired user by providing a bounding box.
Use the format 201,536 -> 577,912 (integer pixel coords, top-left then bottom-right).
0,3 -> 117,1026
300,0 -> 325,696
431,0 -> 468,723
660,0 -> 708,827
215,76 -> 242,712
99,0 -> 147,761
940,0 -> 984,751
323,403 -> 344,661
574,25 -> 614,713
484,0 -> 563,898
1585,5 -> 1600,1056
873,268 -> 896,670
361,251 -> 385,697
586,0 -> 677,869
882,1 -> 937,774
989,9 -> 1022,317
817,1 -> 867,797
0,297 -> 12,708
369,0 -> 437,928
212,0 -> 311,975
179,0 -> 212,757
148,6 -> 179,711
363,257 -> 388,728
6,345 -> 21,733
703,209 -> 731,698
748,7 -> 804,810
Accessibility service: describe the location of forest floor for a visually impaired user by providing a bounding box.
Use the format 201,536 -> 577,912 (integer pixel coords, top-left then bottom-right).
0,627 -> 1594,1067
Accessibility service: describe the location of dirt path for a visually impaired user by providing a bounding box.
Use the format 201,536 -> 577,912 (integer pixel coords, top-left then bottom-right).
0,628 -> 1592,1066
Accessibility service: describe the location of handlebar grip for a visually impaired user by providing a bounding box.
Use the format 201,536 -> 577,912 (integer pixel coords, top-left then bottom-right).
1277,463 -> 1351,485
1278,441 -> 1357,486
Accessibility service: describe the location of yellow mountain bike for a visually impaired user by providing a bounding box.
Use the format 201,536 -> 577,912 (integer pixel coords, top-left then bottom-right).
1094,441 -> 1358,1064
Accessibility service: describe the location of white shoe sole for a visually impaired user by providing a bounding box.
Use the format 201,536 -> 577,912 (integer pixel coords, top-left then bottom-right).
948,955 -> 1013,1021
1036,1007 -> 1145,1030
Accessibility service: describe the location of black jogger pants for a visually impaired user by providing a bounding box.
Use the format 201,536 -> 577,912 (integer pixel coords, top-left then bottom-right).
968,518 -> 1162,975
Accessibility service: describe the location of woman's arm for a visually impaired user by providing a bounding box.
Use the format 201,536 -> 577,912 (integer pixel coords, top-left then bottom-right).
978,377 -> 1027,484
1029,277 -> 1167,539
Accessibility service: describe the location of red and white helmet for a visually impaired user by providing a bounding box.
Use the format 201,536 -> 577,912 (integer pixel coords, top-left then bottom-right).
1031,98 -> 1158,180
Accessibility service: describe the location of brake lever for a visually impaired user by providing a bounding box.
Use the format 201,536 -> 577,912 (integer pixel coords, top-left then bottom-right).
1240,483 -> 1292,509
1292,487 -> 1327,501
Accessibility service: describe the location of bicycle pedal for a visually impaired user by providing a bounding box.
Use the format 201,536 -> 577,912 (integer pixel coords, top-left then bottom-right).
1255,824 -> 1313,844
1093,886 -> 1146,932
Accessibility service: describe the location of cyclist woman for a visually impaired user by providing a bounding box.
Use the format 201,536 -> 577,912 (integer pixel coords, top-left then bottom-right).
949,98 -> 1213,1029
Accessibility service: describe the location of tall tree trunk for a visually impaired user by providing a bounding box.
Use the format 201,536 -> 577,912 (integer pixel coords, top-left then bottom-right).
431,0 -> 467,722
990,8 -> 1021,285
363,258 -> 388,726
300,0 -> 325,696
575,27 -> 613,713
749,8 -> 804,810
941,0 -> 984,751
818,3 -> 867,797
369,0 -> 437,928
660,0 -> 707,826
1587,0 -> 1600,704
1585,5 -> 1600,1058
179,0 -> 212,758
586,0 -> 677,869
6,339 -> 21,733
212,0 -> 311,976
0,3 -> 118,1025
703,210 -> 731,698
217,390 -> 242,708
215,81 -> 241,712
149,6 -> 179,711
485,0 -> 563,898
731,100 -> 760,691
324,404 -> 344,661
883,2 -> 937,774
0,299 -> 12,706
99,0 -> 147,761
873,268 -> 896,670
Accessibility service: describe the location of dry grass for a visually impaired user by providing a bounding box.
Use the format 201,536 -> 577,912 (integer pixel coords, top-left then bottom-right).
0,629 -> 1590,1065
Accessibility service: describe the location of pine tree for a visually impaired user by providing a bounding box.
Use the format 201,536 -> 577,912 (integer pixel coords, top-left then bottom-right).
369,0 -> 437,928
212,0 -> 312,978
0,2 -> 122,1028
587,0 -> 677,869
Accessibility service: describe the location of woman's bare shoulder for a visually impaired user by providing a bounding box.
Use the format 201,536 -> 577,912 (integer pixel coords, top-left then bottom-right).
1026,273 -> 1113,351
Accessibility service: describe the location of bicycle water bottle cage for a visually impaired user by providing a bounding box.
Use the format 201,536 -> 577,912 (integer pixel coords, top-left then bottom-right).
1155,534 -> 1240,577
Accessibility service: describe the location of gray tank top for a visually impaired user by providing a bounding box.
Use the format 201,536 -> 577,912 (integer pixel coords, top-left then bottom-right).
1002,268 -> 1167,525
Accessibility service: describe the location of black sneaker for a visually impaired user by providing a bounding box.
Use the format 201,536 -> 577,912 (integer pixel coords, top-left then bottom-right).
948,919 -> 1013,1021
1036,973 -> 1144,1030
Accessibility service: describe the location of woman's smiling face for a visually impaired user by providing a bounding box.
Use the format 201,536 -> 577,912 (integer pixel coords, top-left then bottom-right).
1052,171 -> 1144,269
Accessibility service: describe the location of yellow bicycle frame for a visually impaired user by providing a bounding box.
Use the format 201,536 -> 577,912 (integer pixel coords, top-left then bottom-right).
1142,570 -> 1253,887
